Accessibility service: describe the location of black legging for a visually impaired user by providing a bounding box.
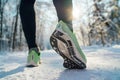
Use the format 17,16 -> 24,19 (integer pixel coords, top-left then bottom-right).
20,0 -> 73,49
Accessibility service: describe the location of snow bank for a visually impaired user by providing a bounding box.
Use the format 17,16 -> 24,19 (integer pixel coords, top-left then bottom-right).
0,45 -> 120,80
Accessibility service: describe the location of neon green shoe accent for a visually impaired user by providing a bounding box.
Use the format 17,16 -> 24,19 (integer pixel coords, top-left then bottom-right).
57,21 -> 87,63
27,48 -> 40,67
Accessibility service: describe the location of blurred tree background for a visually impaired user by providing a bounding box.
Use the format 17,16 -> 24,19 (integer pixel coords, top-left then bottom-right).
0,0 -> 120,52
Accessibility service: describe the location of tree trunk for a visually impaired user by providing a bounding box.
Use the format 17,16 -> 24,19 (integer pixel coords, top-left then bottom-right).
100,30 -> 106,46
0,0 -> 2,38
12,5 -> 20,50
19,23 -> 22,49
0,0 -> 8,38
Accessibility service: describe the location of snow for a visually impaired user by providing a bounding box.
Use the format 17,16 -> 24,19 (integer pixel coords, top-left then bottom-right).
0,45 -> 120,80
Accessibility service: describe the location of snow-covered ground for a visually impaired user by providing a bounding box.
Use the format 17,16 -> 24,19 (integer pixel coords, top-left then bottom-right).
0,45 -> 120,80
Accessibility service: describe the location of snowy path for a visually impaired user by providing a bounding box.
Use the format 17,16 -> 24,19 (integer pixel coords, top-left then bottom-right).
0,45 -> 120,80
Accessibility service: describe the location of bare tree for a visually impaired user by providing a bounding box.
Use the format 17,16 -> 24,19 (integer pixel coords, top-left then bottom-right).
19,23 -> 23,50
12,2 -> 20,50
0,0 -> 8,38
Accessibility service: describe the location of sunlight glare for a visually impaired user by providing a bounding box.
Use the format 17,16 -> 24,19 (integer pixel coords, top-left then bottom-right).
73,7 -> 80,19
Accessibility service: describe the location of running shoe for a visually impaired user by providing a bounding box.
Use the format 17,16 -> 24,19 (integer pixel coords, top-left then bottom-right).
26,47 -> 41,67
50,21 -> 87,69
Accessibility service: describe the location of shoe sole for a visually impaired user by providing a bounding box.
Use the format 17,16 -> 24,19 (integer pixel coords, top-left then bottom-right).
26,61 -> 41,67
50,30 -> 86,69
26,61 -> 38,67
